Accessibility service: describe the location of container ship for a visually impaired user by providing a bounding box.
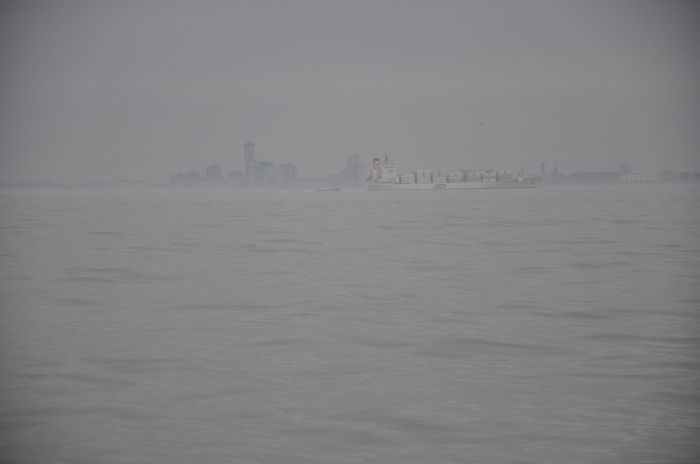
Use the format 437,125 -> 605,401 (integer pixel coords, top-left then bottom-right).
366,154 -> 541,191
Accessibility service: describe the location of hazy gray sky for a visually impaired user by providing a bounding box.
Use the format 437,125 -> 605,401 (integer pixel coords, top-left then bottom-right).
1,0 -> 698,182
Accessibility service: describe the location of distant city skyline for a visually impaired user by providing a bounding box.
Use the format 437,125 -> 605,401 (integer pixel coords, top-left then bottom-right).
4,151 -> 698,189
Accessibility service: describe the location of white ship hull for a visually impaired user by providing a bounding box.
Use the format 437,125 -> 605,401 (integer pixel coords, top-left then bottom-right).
367,178 -> 540,191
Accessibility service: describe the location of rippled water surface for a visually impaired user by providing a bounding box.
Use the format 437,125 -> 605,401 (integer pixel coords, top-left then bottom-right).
1,185 -> 699,463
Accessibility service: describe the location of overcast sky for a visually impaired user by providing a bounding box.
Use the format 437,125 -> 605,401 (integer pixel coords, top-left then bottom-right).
1,1 -> 698,183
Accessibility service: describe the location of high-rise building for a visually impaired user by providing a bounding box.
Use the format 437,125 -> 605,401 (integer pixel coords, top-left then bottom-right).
541,162 -> 545,175
261,164 -> 296,188
278,163 -> 297,186
620,163 -> 631,175
254,160 -> 273,187
346,154 -> 362,185
244,142 -> 255,187
263,165 -> 280,188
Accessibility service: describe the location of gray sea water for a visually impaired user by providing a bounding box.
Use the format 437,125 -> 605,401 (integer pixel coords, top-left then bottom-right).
1,184 -> 699,463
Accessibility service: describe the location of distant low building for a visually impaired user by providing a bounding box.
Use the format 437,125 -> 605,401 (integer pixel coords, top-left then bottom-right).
569,171 -> 621,183
169,171 -> 205,187
109,180 -> 148,189
206,165 -> 224,182
678,172 -> 700,181
170,173 -> 185,184
294,177 -> 327,188
542,165 -> 567,183
227,170 -> 244,187
659,171 -> 677,181
620,173 -> 659,181
325,174 -> 340,187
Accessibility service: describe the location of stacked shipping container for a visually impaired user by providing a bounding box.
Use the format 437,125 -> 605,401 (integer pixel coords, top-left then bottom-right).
497,171 -> 512,181
447,171 -> 464,182
432,171 -> 447,183
416,170 -> 433,183
400,172 -> 416,184
390,169 -> 514,184
466,172 -> 481,182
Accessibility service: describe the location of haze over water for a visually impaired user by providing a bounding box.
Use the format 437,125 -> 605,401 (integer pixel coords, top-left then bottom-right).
1,184 -> 698,463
